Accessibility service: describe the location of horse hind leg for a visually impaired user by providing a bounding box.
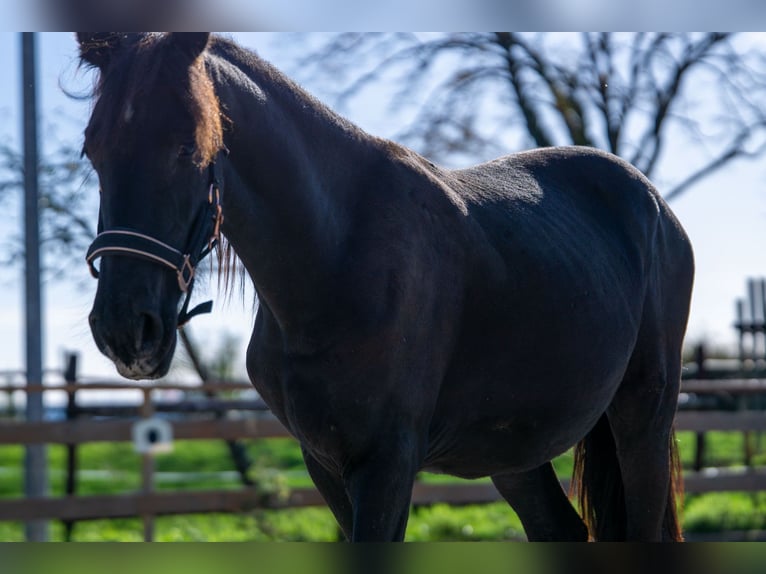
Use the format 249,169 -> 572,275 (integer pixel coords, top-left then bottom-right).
491,462 -> 588,541
605,335 -> 685,541
571,373 -> 682,541
570,413 -> 627,541
577,218 -> 691,542
571,279 -> 689,541
602,358 -> 683,541
599,291 -> 687,541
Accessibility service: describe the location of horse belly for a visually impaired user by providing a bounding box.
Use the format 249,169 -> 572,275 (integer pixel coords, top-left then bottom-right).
424,269 -> 643,477
423,408 -> 597,479
423,354 -> 627,479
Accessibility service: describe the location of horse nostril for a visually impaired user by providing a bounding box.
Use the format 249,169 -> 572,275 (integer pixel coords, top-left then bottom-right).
137,312 -> 164,353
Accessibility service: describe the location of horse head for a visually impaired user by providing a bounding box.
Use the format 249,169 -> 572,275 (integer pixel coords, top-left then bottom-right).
79,32 -> 225,379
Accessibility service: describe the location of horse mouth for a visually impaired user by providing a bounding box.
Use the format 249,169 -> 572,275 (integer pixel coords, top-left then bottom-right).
102,338 -> 176,380
113,357 -> 168,380
89,301 -> 179,380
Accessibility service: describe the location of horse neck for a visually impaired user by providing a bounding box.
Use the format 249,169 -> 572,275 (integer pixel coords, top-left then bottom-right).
210,50 -> 375,332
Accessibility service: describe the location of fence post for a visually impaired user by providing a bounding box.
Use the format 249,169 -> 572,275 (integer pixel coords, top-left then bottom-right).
63,352 -> 79,541
693,343 -> 707,472
141,388 -> 155,542
759,279 -> 766,364
736,298 -> 746,367
21,31 -> 48,542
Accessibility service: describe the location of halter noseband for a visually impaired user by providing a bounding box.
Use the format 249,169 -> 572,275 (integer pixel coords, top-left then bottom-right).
86,160 -> 224,328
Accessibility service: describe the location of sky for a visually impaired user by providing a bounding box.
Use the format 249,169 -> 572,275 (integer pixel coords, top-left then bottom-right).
1,32 -> 765,388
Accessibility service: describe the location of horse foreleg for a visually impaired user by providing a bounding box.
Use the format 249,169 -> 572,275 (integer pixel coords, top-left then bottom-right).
491,463 -> 588,541
344,439 -> 420,541
301,446 -> 354,540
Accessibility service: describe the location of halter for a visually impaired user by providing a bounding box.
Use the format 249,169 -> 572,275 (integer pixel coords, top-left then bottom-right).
86,160 -> 225,328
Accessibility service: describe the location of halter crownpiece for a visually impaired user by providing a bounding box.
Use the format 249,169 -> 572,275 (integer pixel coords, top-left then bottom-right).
86,159 -> 225,328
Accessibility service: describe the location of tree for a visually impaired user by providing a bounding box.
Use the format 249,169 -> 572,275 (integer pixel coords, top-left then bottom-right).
0,137 -> 97,277
295,33 -> 766,201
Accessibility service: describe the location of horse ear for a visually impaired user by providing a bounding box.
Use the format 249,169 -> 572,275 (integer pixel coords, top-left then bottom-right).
77,33 -> 123,70
170,33 -> 211,64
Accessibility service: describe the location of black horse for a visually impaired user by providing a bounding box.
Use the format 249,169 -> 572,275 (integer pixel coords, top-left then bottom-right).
79,33 -> 694,541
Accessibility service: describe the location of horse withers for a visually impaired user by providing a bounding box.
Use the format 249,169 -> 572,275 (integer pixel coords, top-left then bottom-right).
79,33 -> 694,541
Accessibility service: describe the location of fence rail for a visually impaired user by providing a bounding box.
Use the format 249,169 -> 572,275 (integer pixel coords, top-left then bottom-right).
0,417 -> 285,445
0,406 -> 763,445
2,373 -> 766,538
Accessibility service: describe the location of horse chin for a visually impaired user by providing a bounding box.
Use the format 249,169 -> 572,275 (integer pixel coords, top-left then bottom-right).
113,359 -> 168,380
105,337 -> 176,381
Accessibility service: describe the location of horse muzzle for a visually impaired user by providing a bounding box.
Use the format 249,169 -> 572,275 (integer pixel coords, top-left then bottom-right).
87,265 -> 179,379
89,308 -> 176,380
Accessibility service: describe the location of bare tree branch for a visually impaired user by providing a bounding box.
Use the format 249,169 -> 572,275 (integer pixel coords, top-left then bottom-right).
505,33 -> 591,147
490,33 -> 553,148
0,138 -> 97,277
288,33 -> 766,202
664,125 -> 766,202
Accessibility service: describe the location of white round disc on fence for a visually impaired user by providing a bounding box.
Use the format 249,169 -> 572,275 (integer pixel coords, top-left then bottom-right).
132,417 -> 174,454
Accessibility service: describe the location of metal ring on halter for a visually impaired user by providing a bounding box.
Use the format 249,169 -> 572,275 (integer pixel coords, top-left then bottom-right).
177,255 -> 195,292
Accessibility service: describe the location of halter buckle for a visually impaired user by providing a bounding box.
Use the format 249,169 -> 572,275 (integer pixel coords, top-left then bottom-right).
208,183 -> 224,249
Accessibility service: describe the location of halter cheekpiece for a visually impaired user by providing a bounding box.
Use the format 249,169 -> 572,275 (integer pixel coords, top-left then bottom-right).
86,159 -> 225,328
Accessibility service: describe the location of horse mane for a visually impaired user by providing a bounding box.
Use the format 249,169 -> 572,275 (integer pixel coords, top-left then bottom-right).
207,35 -> 370,144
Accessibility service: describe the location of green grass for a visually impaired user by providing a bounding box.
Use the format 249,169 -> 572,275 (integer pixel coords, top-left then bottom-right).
684,492 -> 766,533
0,504 -> 525,542
406,503 -> 524,541
1,431 -> 764,541
0,438 -> 307,498
676,431 -> 758,468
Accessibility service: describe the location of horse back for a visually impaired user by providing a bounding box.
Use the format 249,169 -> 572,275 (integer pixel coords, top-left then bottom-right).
451,146 -> 671,265
455,146 -> 693,309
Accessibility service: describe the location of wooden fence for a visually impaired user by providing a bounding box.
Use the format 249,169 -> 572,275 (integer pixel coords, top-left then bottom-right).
1,374 -> 766,540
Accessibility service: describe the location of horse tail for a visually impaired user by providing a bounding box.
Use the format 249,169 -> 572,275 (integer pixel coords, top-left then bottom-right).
663,431 -> 685,541
570,415 -> 684,541
570,414 -> 624,540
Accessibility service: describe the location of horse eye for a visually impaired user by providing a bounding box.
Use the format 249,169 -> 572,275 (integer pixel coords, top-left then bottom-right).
178,143 -> 196,158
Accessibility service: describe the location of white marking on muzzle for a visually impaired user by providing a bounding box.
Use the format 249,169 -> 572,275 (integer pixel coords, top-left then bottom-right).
104,345 -> 161,380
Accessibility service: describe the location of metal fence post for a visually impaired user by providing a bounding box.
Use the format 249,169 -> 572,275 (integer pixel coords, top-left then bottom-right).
21,31 -> 48,542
